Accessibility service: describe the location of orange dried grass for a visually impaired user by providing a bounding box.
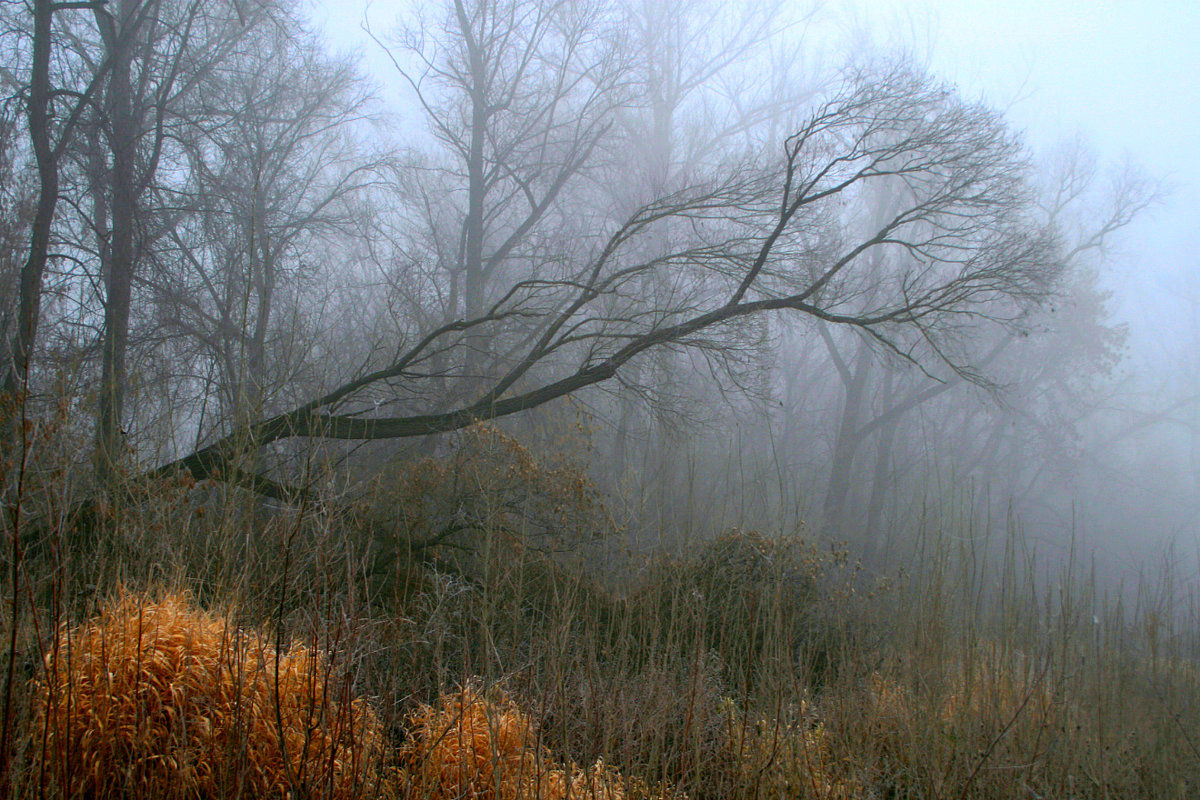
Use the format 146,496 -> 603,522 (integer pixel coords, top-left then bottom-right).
31,590 -> 392,799
398,686 -> 626,800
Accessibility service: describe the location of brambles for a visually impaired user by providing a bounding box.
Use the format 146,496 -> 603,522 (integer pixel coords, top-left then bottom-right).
367,423 -> 616,559
631,529 -> 850,691
362,423 -> 620,614
30,590 -> 392,799
5,425 -> 1200,799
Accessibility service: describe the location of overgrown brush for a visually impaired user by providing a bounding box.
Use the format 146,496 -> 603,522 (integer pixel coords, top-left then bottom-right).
721,699 -> 862,800
5,421 -> 1200,799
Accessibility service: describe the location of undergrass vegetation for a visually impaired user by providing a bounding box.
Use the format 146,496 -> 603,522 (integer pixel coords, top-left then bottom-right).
2,422 -> 1199,798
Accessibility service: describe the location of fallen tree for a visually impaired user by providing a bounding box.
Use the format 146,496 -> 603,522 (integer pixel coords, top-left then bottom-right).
145,63 -> 1060,500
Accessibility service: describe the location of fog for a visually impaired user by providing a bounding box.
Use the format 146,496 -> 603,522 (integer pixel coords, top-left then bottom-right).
839,1 -> 1200,576
3,0 -> 1198,590
308,0 -> 1200,572
856,0 -> 1200,357
9,5 -> 1200,793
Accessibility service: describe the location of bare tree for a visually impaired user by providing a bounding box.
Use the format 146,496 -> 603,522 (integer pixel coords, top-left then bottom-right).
380,0 -> 634,394
79,0 -> 276,480
803,138 -> 1154,551
600,0 -> 814,476
0,0 -> 109,422
0,22 -> 33,360
152,18 -> 377,442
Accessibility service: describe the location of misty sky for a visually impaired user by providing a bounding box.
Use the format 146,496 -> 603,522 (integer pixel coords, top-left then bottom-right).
853,0 -> 1199,364
308,0 -> 1199,369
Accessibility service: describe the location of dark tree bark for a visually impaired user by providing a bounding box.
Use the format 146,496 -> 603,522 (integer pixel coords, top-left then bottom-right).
2,1 -> 56,407
2,0 -> 109,415
821,333 -> 871,534
93,0 -> 141,481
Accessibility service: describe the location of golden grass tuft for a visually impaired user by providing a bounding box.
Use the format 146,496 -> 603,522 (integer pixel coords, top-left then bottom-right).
723,701 -> 864,800
398,686 -> 630,800
30,589 -> 392,799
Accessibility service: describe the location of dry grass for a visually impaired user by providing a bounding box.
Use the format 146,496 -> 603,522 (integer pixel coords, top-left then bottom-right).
398,685 -> 638,800
722,700 -> 864,800
30,589 -> 393,799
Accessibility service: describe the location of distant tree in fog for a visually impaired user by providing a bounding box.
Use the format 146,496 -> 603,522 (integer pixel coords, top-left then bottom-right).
600,0 -> 811,476
378,0 -> 633,398
800,139 -> 1154,553
151,18 -> 377,442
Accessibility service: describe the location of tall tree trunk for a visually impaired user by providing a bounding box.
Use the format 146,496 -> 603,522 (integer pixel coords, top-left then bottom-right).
94,0 -> 139,483
2,0 -> 58,410
863,364 -> 898,561
822,336 -> 871,535
458,0 -> 488,386
234,172 -> 272,427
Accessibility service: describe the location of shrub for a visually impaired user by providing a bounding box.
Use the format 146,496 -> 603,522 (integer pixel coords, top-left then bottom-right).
632,529 -> 836,690
398,685 -> 636,800
30,589 -> 392,799
722,700 -> 864,800
363,423 -> 616,577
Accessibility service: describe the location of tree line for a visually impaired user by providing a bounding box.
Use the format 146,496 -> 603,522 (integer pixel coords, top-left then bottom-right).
0,0 -> 1153,553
